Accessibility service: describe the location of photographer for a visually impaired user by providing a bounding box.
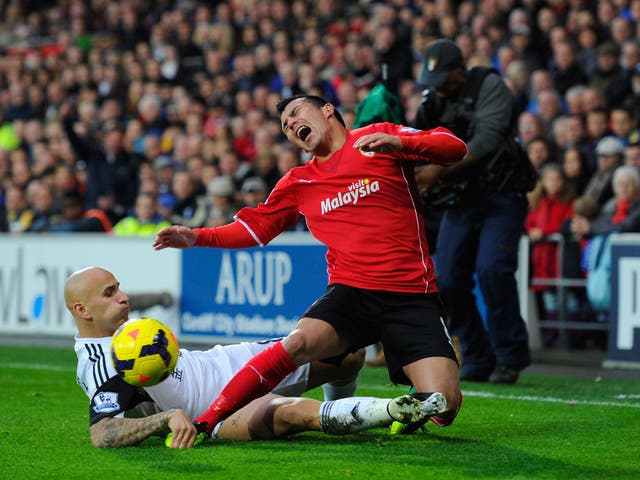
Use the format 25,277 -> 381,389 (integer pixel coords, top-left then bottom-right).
414,39 -> 536,384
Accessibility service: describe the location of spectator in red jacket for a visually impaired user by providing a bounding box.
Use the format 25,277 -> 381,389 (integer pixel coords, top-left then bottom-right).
526,163 -> 576,332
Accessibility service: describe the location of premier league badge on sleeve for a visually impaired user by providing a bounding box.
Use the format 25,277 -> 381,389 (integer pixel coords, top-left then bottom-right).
92,391 -> 121,413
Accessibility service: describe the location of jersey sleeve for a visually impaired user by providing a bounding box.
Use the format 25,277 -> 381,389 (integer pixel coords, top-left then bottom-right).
374,123 -> 467,166
194,221 -> 259,248
233,174 -> 302,245
88,375 -> 153,426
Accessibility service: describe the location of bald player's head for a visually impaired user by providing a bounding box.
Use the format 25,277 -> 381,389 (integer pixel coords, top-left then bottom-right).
65,266 -> 103,311
66,267 -> 130,337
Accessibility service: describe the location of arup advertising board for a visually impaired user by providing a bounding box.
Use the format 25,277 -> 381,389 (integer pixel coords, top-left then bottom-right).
179,238 -> 327,343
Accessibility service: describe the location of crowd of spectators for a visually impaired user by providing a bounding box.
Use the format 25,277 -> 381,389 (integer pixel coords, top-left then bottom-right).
0,0 -> 639,240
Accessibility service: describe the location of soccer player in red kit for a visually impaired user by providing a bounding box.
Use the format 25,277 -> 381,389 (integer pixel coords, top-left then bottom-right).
153,94 -> 468,436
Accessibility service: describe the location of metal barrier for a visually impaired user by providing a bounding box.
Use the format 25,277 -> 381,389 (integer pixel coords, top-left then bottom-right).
527,233 -> 607,348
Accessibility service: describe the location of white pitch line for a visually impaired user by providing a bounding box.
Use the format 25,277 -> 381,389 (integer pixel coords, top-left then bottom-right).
462,390 -> 640,409
5,361 -> 640,409
366,385 -> 640,409
0,361 -> 75,372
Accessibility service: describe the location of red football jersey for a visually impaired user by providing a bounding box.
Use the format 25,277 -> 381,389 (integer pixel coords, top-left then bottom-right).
235,123 -> 467,294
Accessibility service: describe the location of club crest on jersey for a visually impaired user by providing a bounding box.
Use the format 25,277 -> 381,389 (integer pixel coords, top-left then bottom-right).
357,148 -> 375,157
93,391 -> 120,413
321,178 -> 380,215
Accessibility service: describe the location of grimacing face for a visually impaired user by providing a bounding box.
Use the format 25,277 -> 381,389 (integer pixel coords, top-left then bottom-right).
280,98 -> 333,153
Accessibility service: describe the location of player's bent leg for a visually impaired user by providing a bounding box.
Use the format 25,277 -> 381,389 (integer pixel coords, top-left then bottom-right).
216,394 -> 313,441
195,319 -> 347,436
307,349 -> 364,401
282,317 -> 349,364
403,356 -> 462,426
306,348 -> 365,388
284,318 -> 357,401
216,392 -> 446,441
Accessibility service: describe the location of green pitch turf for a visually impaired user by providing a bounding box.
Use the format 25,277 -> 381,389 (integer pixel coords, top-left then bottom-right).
1,345 -> 639,480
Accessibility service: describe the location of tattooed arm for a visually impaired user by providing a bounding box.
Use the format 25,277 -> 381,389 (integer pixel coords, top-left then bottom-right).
90,409 -> 198,448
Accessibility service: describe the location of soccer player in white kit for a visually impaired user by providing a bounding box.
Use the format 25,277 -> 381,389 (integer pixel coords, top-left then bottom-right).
69,267 -> 446,448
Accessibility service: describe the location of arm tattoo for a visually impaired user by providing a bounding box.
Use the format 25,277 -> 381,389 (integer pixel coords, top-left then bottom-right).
90,410 -> 175,448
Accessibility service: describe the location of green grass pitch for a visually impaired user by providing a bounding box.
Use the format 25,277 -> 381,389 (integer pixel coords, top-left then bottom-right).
1,345 -> 639,480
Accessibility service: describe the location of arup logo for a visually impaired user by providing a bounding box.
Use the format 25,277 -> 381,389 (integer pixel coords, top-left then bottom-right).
320,178 -> 380,215
215,250 -> 292,306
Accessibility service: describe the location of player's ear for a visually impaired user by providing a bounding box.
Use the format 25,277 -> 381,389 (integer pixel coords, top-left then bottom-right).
73,302 -> 91,320
323,103 -> 334,119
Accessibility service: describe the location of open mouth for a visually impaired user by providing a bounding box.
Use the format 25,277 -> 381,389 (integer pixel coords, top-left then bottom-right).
296,125 -> 311,142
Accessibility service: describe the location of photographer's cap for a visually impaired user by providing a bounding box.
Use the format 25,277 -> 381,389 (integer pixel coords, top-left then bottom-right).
419,39 -> 463,88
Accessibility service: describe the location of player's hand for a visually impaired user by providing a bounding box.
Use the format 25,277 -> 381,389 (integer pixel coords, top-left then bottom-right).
166,409 -> 199,448
353,133 -> 402,153
153,225 -> 197,250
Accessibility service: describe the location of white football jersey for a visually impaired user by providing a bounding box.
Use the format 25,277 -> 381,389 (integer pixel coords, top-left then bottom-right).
75,336 -> 310,425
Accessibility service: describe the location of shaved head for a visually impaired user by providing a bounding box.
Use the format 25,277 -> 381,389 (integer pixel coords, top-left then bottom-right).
65,267 -> 130,337
65,267 -> 107,311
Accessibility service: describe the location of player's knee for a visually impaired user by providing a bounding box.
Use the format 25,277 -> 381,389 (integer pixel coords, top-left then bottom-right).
271,398 -> 312,437
247,397 -> 298,440
281,329 -> 314,364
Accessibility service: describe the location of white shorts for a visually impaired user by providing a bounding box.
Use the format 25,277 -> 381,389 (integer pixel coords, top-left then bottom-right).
147,340 -> 310,419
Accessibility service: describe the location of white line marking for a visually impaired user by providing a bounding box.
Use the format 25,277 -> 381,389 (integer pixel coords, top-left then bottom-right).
462,390 -> 640,409
4,361 -> 640,408
1,361 -> 75,372
366,385 -> 640,408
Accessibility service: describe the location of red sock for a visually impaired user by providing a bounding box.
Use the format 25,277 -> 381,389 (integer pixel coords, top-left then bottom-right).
195,342 -> 298,434
430,392 -> 463,427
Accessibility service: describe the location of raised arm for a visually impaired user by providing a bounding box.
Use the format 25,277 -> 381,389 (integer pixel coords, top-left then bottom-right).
90,409 -> 197,448
352,126 -> 467,166
397,126 -> 468,165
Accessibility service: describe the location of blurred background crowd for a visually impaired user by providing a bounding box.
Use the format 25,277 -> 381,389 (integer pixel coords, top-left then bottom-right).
0,0 -> 639,238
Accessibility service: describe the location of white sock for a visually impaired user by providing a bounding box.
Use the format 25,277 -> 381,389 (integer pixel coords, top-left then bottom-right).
319,397 -> 391,435
322,373 -> 359,401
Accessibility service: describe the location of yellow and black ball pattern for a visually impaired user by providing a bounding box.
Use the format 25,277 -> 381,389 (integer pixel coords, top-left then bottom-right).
110,317 -> 179,387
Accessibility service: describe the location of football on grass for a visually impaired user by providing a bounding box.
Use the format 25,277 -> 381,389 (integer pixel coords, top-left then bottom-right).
110,317 -> 179,387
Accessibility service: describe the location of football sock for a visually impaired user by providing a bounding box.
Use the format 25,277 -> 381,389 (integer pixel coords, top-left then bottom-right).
195,342 -> 298,434
321,373 -> 359,401
319,397 -> 393,435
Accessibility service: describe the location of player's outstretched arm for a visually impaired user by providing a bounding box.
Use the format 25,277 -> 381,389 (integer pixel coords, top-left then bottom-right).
154,223 -> 259,250
153,225 -> 197,250
90,409 -> 197,448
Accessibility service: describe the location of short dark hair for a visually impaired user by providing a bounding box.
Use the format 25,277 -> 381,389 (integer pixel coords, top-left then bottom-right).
276,94 -> 346,128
